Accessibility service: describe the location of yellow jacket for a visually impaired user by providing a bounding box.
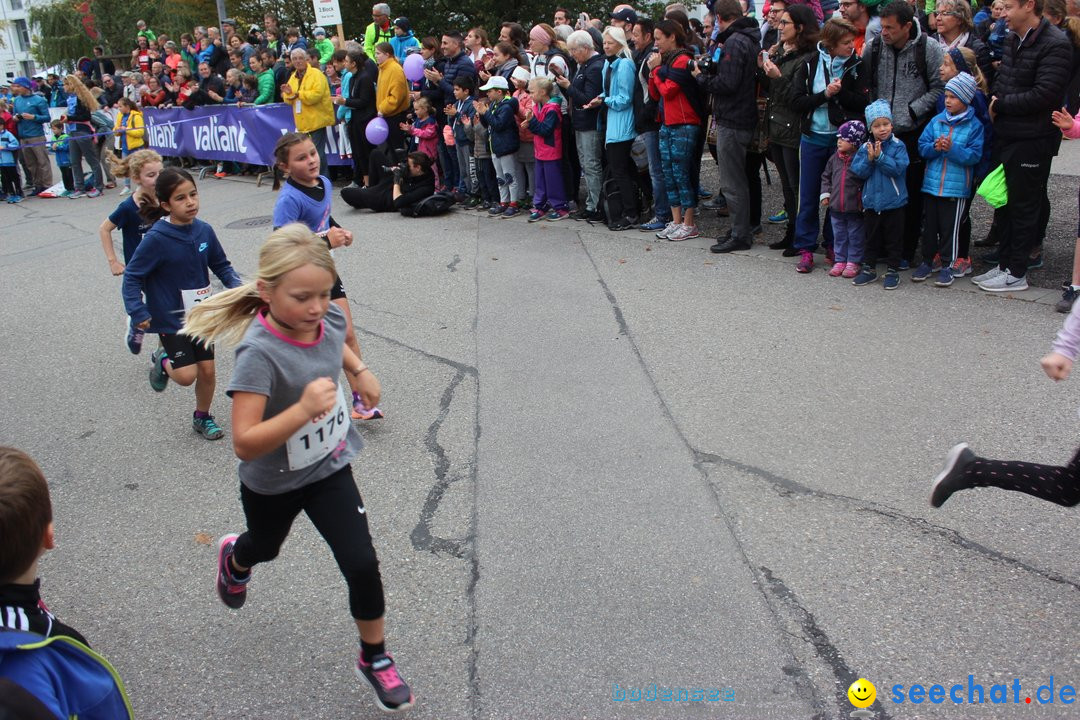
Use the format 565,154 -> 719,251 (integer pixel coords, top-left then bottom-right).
114,109 -> 144,150
376,57 -> 410,117
284,67 -> 334,133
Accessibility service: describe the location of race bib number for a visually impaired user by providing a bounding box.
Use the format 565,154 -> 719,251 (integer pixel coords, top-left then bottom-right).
181,285 -> 212,315
285,385 -> 349,471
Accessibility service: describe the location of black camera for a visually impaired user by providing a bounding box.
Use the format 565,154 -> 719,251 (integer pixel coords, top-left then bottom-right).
694,55 -> 719,75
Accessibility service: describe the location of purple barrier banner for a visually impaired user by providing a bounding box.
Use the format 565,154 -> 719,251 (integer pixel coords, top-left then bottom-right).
142,103 -> 353,166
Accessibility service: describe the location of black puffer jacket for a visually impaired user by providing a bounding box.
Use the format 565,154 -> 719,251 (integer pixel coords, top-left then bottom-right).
698,16 -> 761,131
790,48 -> 870,136
991,18 -> 1072,143
761,46 -> 814,148
564,52 -> 605,132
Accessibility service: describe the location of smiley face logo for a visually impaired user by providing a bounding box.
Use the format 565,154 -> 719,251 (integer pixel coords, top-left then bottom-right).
848,679 -> 876,708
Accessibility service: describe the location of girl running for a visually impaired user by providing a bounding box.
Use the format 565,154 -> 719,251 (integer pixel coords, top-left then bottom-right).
121,168 -> 242,440
930,298 -> 1080,509
182,225 -> 412,713
100,149 -> 163,354
272,132 -> 383,420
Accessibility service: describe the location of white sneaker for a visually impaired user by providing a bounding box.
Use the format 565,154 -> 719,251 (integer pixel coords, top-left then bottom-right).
971,266 -> 1005,284
979,272 -> 1028,292
668,224 -> 697,242
118,187 -> 131,196
655,221 -> 679,239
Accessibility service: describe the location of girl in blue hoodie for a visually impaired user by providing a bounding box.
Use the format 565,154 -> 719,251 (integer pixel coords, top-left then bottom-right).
122,168 -> 242,440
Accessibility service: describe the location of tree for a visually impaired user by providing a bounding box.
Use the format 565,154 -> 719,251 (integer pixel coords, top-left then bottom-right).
30,0 -> 216,69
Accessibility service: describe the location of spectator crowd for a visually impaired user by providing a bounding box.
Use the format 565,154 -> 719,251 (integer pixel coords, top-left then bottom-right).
2,0 -> 1080,305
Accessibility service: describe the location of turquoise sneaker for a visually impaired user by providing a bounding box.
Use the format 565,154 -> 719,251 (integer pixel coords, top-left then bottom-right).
149,348 -> 169,392
193,414 -> 224,440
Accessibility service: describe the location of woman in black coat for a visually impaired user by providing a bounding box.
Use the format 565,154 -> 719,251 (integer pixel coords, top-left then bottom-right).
335,48 -> 379,186
341,150 -> 437,214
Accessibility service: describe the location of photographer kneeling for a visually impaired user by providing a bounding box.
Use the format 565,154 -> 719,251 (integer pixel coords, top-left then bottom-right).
341,149 -> 437,215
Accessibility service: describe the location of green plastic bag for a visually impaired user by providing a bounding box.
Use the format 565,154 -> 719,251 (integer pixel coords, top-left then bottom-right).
976,164 -> 1008,208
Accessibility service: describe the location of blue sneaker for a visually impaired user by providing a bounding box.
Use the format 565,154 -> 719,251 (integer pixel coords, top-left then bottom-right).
883,269 -> 900,290
8,194 -> 22,204
501,205 -> 519,218
852,266 -> 878,286
911,262 -> 933,282
527,209 -> 545,222
193,414 -> 224,440
934,267 -> 954,287
488,204 -> 504,216
898,259 -> 911,271
149,347 -> 169,392
767,209 -> 788,224
638,216 -> 669,232
125,316 -> 144,355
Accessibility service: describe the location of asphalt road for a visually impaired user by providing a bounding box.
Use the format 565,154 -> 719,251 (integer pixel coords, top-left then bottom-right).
1,152 -> 1079,720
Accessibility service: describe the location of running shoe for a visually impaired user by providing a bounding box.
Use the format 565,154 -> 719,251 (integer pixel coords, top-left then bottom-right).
214,171 -> 227,178
911,262 -> 933,282
7,195 -> 22,204
842,262 -> 860,278
883,269 -> 901,290
852,266 -> 878,286
125,316 -> 144,355
356,652 -> 414,712
979,272 -> 1028,293
119,187 -> 131,196
796,250 -> 814,273
828,262 -> 845,277
215,533 -> 249,609
934,267 -> 954,287
352,396 -> 385,420
193,414 -> 225,440
638,217 -> 668,232
527,210 -> 545,222
149,348 -> 169,392
949,258 -> 972,278
766,209 -> 788,224
487,204 -> 505,216
1057,286 -> 1080,314
501,205 -> 519,218
86,188 -> 102,198
971,266 -> 1005,285
546,209 -> 569,221
68,190 -> 85,199
655,222 -> 679,240
930,443 -> 975,508
668,224 -> 699,241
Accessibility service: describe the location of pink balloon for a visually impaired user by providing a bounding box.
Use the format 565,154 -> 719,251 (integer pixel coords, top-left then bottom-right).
365,116 -> 389,145
403,53 -> 426,83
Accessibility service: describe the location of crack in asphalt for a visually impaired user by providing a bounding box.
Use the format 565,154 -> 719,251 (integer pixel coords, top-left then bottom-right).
695,450 -> 1080,593
759,567 -> 892,720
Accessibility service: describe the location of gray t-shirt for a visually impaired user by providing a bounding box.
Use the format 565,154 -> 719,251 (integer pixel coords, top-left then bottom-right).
227,304 -> 363,493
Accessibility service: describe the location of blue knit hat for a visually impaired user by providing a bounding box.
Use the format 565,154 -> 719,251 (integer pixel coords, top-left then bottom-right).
945,72 -> 976,105
837,120 -> 867,144
865,99 -> 892,126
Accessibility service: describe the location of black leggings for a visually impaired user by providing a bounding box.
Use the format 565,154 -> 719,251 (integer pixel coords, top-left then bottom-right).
232,464 -> 386,620
962,446 -> 1080,507
606,139 -> 637,222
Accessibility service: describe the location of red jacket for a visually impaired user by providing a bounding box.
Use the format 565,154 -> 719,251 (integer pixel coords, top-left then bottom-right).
648,53 -> 701,127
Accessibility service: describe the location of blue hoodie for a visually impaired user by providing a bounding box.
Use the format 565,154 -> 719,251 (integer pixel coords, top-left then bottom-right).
0,130 -> 18,166
0,629 -> 133,720
390,31 -> 420,61
479,94 -> 520,157
122,217 -> 241,333
918,107 -> 984,199
850,133 -> 909,211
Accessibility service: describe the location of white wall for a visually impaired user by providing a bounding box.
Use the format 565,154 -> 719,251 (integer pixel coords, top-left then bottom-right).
0,0 -> 38,82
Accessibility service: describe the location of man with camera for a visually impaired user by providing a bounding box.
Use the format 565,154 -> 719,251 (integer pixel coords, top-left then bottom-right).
694,0 -> 761,253
341,150 -> 437,214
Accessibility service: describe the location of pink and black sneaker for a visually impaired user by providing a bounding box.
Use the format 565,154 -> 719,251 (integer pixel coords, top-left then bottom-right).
216,533 -> 249,609
356,652 -> 414,712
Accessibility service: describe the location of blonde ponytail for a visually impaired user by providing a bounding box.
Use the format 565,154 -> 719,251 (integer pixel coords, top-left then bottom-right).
182,224 -> 336,347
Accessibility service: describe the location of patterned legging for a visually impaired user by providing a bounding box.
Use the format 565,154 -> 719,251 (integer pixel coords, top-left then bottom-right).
660,123 -> 699,212
962,446 -> 1080,507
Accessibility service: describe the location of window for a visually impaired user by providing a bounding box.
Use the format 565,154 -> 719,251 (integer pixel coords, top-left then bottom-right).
14,19 -> 29,51
9,0 -> 23,9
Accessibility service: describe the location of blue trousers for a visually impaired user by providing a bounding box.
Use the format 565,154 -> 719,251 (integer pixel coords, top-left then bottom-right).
794,138 -> 836,251
830,210 -> 865,264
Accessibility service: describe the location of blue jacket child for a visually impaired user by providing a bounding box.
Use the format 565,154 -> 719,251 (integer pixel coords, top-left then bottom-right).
451,93 -> 476,146
389,18 -> 420,61
0,129 -> 18,166
479,91 -> 520,158
0,629 -> 133,720
919,74 -> 985,200
850,100 -> 909,212
122,217 -> 242,334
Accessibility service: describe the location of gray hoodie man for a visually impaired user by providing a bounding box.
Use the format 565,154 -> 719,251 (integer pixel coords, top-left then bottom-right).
861,1 -> 944,135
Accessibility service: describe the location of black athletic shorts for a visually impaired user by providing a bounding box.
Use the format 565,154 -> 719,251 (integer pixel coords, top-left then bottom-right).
332,274 -> 346,301
158,333 -> 214,369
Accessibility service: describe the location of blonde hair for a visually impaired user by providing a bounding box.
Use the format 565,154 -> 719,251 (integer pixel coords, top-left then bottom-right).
952,46 -> 988,94
107,148 -> 163,179
62,74 -> 100,112
183,224 -> 337,346
528,76 -> 554,98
